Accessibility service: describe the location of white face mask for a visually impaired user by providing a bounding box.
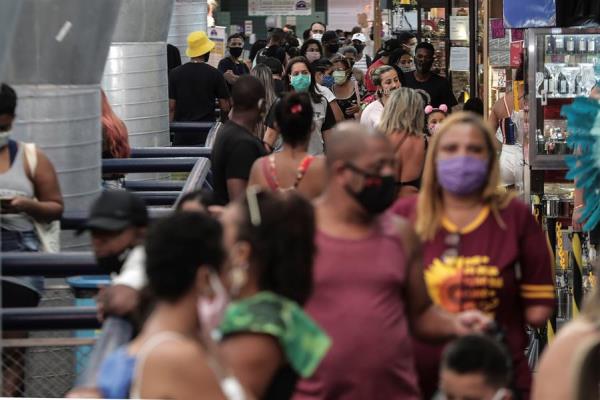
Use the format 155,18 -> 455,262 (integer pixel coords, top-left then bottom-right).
197,272 -> 230,336
491,388 -> 510,400
439,388 -> 509,400
312,33 -> 323,42
382,86 -> 399,96
0,130 -> 10,148
400,64 -> 416,73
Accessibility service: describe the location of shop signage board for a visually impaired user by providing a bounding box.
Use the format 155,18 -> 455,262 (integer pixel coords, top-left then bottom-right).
208,26 -> 227,69
503,0 -> 556,28
248,0 -> 312,16
245,20 -> 253,34
328,0 -> 372,31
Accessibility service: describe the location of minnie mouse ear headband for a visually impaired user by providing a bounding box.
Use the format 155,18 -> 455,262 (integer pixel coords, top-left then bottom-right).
425,104 -> 448,114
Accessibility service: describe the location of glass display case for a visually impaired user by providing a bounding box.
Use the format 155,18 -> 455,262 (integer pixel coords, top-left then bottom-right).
527,28 -> 600,170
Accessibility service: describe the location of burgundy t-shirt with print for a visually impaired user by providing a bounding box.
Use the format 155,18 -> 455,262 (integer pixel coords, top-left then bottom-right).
392,196 -> 555,400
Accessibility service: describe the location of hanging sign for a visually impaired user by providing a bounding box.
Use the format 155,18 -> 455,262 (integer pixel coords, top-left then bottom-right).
208,26 -> 227,69
492,69 -> 507,88
244,20 -> 253,35
449,16 -> 469,41
511,29 -> 524,41
449,47 -> 469,71
248,0 -> 312,16
510,41 -> 524,68
490,19 -> 505,39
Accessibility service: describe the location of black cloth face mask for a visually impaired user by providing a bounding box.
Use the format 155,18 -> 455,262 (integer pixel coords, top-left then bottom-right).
96,247 -> 132,275
229,47 -> 243,58
344,163 -> 397,214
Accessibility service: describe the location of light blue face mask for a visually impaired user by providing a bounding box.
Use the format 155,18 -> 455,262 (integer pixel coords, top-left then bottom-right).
291,74 -> 311,92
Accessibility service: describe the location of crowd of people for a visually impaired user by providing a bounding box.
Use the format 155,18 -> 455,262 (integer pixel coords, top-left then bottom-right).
3,19 -> 600,400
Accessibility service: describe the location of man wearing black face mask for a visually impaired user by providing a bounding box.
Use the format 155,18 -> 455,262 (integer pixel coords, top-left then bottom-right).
404,42 -> 458,109
351,32 -> 372,74
322,30 -> 341,59
80,190 -> 148,318
294,121 -> 491,399
218,33 -> 250,88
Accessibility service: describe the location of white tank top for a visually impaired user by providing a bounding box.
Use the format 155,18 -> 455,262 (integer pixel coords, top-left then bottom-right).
130,331 -> 246,400
0,142 -> 35,231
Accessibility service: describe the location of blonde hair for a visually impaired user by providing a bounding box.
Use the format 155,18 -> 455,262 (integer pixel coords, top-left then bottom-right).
415,112 -> 513,241
378,87 -> 424,136
572,334 -> 600,400
371,65 -> 395,87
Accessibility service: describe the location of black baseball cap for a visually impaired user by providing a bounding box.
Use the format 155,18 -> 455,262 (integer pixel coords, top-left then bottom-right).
80,190 -> 148,232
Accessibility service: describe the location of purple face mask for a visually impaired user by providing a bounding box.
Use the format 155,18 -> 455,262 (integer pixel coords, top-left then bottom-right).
436,156 -> 488,195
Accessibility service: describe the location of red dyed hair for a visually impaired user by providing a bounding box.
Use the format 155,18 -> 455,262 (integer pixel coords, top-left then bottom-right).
101,90 -> 130,158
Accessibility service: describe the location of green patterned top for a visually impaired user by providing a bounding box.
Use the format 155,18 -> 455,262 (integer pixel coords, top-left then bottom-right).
218,291 -> 331,378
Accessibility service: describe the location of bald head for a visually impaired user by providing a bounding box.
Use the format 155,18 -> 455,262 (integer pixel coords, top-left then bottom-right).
326,121 -> 387,169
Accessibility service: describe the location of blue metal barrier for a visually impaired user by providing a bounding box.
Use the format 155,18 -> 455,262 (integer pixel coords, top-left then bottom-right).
123,180 -> 185,191
2,306 -> 100,331
136,191 -> 180,206
130,147 -> 211,158
2,252 -> 100,277
102,157 -> 198,174
170,122 -> 215,146
169,121 -> 214,133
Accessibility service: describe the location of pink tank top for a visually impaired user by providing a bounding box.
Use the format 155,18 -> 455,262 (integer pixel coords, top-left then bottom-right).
294,216 -> 420,400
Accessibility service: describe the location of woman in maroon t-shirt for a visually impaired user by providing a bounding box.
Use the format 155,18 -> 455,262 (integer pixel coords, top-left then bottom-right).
392,112 -> 555,400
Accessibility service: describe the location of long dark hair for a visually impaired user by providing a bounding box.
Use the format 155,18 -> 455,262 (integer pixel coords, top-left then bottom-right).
285,56 -> 321,103
237,191 -> 315,305
249,40 -> 267,62
300,39 -> 323,58
275,93 -> 314,148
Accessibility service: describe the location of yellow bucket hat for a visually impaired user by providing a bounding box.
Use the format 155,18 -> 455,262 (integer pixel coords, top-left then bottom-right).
186,31 -> 216,58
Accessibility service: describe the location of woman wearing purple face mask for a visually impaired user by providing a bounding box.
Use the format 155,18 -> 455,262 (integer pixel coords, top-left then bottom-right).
217,189 -> 330,400
392,112 -> 555,400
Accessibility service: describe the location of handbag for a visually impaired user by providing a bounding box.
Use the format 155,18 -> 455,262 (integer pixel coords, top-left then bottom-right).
23,142 -> 60,253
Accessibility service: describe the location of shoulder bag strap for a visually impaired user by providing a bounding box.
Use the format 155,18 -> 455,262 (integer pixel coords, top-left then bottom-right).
8,140 -> 18,166
23,142 -> 38,179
